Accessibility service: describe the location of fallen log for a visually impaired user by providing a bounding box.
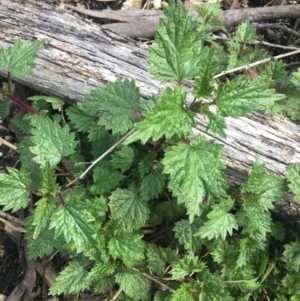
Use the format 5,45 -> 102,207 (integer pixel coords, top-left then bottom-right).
1,0 -> 300,228
63,3 -> 300,38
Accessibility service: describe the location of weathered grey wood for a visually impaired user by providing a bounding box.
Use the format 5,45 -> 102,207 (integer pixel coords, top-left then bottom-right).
1,0 -> 300,225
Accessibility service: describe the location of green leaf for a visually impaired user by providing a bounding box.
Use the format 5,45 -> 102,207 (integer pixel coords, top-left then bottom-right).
171,283 -> 196,301
198,272 -> 234,301
173,218 -> 203,253
170,254 -> 204,280
90,164 -> 125,195
262,60 -> 288,82
162,136 -> 227,222
242,158 -> 287,210
87,262 -> 115,282
29,95 -> 64,111
93,276 -> 115,294
271,221 -> 285,242
39,161 -> 59,197
32,197 -> 56,239
236,201 -> 272,241
154,291 -> 173,301
25,214 -> 66,259
148,0 -> 208,82
193,50 -> 216,98
138,152 -> 157,177
235,21 -> 257,44
108,188 -> 149,232
95,79 -> 141,134
155,200 -> 185,221
125,85 -> 195,144
115,272 -> 151,301
108,232 -> 145,267
291,68 -> 300,87
0,167 -> 30,212
140,172 -> 166,201
49,260 -> 90,295
236,237 -> 260,267
146,244 -> 178,275
111,145 -> 135,172
216,75 -> 285,117
195,2 -> 225,32
201,107 -> 227,138
0,94 -> 11,118
29,115 -> 77,168
196,198 -> 238,240
282,242 -> 300,273
287,163 -> 300,201
66,103 -> 98,132
49,195 -> 97,253
0,40 -> 44,78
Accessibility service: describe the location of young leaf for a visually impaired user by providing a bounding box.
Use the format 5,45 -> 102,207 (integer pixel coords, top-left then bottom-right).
108,188 -> 149,231
25,214 -> 66,259
139,172 -> 166,201
235,21 -> 257,44
195,2 -> 225,32
216,75 -> 285,117
171,283 -> 196,301
236,237 -> 261,267
173,218 -> 203,253
196,198 -> 238,240
93,276 -> 115,294
241,158 -> 287,210
32,197 -> 56,239
282,241 -> 300,273
49,260 -> 90,295
155,200 -> 185,221
95,79 -> 141,134
193,50 -> 216,99
110,145 -> 135,172
154,291 -> 173,301
0,94 -> 11,118
146,244 -> 178,275
170,254 -> 205,280
291,68 -> 300,87
29,95 -> 64,111
66,102 -> 98,132
124,85 -> 195,145
198,272 -> 234,301
287,163 -> 300,201
148,0 -> 208,82
236,202 -> 272,241
49,196 -> 97,253
29,115 -> 77,168
115,272 -> 151,301
0,167 -> 30,212
87,262 -> 115,281
108,232 -> 145,267
0,40 -> 44,78
162,136 -> 228,222
39,161 -> 59,197
90,164 -> 125,195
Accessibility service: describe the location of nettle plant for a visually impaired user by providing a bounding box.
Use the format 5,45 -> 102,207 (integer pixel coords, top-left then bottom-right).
2,1 -> 300,300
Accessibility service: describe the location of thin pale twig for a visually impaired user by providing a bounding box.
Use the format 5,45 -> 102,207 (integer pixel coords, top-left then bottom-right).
132,267 -> 176,293
214,48 -> 300,79
0,137 -> 17,150
66,128 -> 135,187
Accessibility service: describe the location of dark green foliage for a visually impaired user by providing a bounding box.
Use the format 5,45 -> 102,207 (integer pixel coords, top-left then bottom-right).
1,2 -> 300,300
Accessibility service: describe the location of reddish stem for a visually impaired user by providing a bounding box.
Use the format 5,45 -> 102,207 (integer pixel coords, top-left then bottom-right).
0,87 -> 40,115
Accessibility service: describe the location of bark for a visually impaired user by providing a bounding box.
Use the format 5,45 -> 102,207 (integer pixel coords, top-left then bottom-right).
1,0 -> 300,227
